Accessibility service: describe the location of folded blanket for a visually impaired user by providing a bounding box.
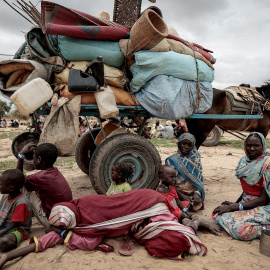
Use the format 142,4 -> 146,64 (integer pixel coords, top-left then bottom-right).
41,1 -> 130,41
0,60 -> 49,98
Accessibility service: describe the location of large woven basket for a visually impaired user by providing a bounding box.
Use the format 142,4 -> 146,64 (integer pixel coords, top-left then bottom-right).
113,0 -> 142,28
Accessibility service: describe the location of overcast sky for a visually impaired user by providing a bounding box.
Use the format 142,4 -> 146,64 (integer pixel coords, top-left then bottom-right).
1,0 -> 270,102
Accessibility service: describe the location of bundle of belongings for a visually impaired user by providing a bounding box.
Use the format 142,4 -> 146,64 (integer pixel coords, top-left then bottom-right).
0,0 -> 217,121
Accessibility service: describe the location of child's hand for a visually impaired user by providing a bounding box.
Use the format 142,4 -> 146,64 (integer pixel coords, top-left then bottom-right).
20,142 -> 37,155
193,193 -> 201,206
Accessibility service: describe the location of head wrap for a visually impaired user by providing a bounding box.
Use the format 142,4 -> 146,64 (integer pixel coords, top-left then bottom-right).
235,132 -> 270,186
178,133 -> 196,147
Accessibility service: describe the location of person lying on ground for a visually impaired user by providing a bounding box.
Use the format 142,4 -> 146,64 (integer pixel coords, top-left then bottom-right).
0,169 -> 32,253
166,133 -> 205,211
106,162 -> 133,195
16,142 -> 73,231
0,189 -> 220,268
212,132 -> 270,240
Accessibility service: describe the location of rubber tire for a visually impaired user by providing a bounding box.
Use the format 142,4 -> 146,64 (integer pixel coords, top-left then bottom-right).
89,133 -> 161,194
11,132 -> 40,171
202,125 -> 222,147
75,128 -> 101,175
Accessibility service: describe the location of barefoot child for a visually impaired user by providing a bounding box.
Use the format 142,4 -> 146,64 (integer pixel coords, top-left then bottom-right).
16,142 -> 73,231
156,165 -> 190,221
0,169 -> 32,252
106,162 -> 133,195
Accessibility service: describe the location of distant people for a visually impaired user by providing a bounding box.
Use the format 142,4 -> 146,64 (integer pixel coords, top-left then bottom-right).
155,120 -> 174,139
9,119 -> 19,128
16,142 -> 73,231
151,120 -> 164,138
174,119 -> 187,138
106,162 -> 133,195
0,117 -> 6,128
0,169 -> 32,252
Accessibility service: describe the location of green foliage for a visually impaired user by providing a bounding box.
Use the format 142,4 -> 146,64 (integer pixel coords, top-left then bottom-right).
8,109 -> 29,121
219,138 -> 270,149
0,100 -> 10,117
0,160 -> 17,174
150,138 -> 177,148
0,130 -> 23,140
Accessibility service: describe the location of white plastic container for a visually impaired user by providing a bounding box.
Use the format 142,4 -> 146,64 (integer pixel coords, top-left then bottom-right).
10,78 -> 53,115
95,85 -> 119,119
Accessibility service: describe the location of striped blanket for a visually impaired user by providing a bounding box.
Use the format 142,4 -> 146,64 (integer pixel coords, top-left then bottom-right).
48,189 -> 207,258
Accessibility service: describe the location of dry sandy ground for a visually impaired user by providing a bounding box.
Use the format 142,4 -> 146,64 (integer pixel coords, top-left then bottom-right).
1,129 -> 270,270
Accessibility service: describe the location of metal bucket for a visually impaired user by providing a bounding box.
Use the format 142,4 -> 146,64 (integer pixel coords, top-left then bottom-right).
259,229 -> 270,256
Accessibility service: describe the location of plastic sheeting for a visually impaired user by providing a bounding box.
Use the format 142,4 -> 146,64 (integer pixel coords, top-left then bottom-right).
130,50 -> 215,92
135,75 -> 213,119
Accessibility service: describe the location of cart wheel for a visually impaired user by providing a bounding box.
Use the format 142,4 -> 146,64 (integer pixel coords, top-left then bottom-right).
75,128 -> 101,174
202,125 -> 222,147
12,132 -> 40,171
89,133 -> 161,194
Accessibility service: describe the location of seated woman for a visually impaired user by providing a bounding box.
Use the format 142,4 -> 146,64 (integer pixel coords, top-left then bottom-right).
0,189 -> 211,268
212,132 -> 270,241
165,133 -> 205,211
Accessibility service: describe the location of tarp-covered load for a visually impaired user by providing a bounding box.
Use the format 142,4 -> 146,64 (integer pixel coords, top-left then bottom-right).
0,0 -> 217,120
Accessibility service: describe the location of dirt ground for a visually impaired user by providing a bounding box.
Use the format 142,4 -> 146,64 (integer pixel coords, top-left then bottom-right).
1,127 -> 270,270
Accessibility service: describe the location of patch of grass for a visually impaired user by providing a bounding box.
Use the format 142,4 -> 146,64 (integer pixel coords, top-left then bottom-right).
150,138 -> 177,148
219,138 -> 270,149
55,156 -> 76,169
0,130 -> 23,140
0,160 -> 17,174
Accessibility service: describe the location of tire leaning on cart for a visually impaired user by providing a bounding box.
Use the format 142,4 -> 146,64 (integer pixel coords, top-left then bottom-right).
89,133 -> 161,194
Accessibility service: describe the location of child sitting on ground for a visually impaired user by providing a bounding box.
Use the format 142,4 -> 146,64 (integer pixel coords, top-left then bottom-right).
16,142 -> 73,231
106,162 -> 133,195
157,165 -> 191,221
0,169 -> 32,252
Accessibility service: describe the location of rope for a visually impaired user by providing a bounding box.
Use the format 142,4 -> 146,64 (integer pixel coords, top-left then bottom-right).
187,41 -> 202,109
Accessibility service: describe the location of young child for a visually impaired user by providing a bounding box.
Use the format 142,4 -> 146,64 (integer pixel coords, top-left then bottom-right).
0,169 -> 32,252
17,142 -> 73,230
157,165 -> 190,221
106,162 -> 133,195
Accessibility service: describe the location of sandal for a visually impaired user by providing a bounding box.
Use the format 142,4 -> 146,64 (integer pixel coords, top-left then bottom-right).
118,236 -> 134,256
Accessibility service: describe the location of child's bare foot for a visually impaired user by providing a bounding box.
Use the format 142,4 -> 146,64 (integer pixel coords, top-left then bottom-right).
192,214 -> 221,236
0,253 -> 8,269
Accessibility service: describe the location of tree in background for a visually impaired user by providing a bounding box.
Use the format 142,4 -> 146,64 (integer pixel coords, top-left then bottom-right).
9,108 -> 29,121
0,100 -> 10,118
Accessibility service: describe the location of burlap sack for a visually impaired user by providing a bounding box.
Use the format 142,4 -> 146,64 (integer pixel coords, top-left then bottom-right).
39,95 -> 81,156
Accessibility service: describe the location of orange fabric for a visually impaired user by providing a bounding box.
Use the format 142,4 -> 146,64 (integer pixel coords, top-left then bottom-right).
56,84 -> 140,106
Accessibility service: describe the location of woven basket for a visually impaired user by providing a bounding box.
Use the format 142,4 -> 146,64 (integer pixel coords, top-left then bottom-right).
113,0 -> 142,28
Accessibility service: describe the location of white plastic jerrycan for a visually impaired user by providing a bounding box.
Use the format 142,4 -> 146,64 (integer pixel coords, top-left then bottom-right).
10,78 -> 53,115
